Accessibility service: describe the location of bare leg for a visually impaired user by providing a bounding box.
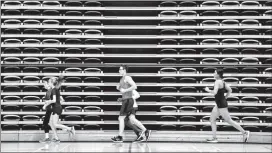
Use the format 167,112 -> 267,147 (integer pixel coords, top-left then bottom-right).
210,106 -> 220,139
128,114 -> 146,131
49,114 -> 58,139
219,108 -> 246,133
118,116 -> 126,136
52,114 -> 72,132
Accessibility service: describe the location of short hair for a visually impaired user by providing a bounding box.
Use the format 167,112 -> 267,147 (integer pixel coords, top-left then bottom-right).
120,64 -> 129,72
216,68 -> 224,78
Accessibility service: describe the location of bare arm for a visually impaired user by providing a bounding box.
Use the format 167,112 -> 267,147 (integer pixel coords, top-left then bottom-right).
206,80 -> 220,96
224,83 -> 232,98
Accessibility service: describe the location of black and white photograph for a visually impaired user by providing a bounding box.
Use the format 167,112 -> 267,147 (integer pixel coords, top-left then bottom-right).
1,0 -> 272,152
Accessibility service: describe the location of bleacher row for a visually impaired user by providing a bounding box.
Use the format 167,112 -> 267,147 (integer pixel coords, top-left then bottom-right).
1,0 -> 272,133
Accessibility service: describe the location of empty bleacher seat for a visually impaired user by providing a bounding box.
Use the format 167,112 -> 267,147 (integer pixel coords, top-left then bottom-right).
159,58 -> 177,64
84,1 -> 102,7
179,125 -> 197,131
201,58 -> 219,64
202,29 -> 220,35
42,48 -> 59,54
241,19 -> 260,26
23,39 -> 40,44
179,10 -> 197,16
179,87 -> 197,93
159,39 -> 178,45
84,86 -> 101,92
84,115 -> 101,121
180,96 -> 197,103
201,39 -> 220,45
3,19 -> 21,25
84,68 -> 102,73
85,39 -> 102,44
160,106 -> 177,112
65,77 -> 82,83
3,76 -> 21,83
159,67 -> 177,74
179,59 -> 197,64
42,67 -> 59,73
65,20 -> 82,25
160,77 -> 177,83
202,97 -> 215,103
64,1 -> 82,7
84,20 -> 102,26
159,11 -> 178,17
2,10 -> 21,16
201,1 -> 220,7
84,58 -> 103,64
159,29 -> 178,35
241,78 -> 259,84
201,20 -> 220,26
22,124 -> 40,130
84,106 -> 102,112
160,87 -> 177,92
222,39 -> 239,45
221,19 -> 240,26
201,10 -> 219,16
64,115 -> 82,121
220,125 -> 237,131
23,115 -> 40,121
241,10 -> 259,16
180,39 -> 198,45
179,106 -> 197,112
64,68 -> 82,73
23,29 -> 40,35
42,57 -> 60,64
242,29 -> 259,35
202,48 -> 219,54
179,78 -> 197,83
42,10 -> 60,16
2,105 -> 20,111
222,48 -> 239,54
3,1 -> 21,6
3,57 -> 21,64
241,48 -> 259,54
179,116 -> 197,122
65,106 -> 82,112
64,57 -> 82,64
180,30 -> 198,35
84,11 -> 102,16
241,57 -> 260,64
179,1 -> 197,7
83,125 -> 100,130
241,87 -> 259,93
23,105 -> 40,111
65,11 -> 82,16
223,67 -> 239,74
22,57 -> 40,64
2,125 -> 20,131
42,20 -> 59,25
84,96 -> 102,102
179,68 -> 197,74
23,67 -> 40,73
84,77 -> 102,83
222,1 -> 240,6
23,9 -> 40,16
3,115 -> 20,121
160,116 -> 177,121
3,86 -> 20,92
242,107 -> 260,113
159,96 -> 177,102
241,117 -> 260,123
180,20 -> 197,26
22,76 -> 40,83
241,97 -> 259,103
159,124 -> 177,131
65,38 -> 82,44
42,29 -> 60,35
159,1 -> 178,7
222,10 -> 239,16
4,67 -> 21,73
42,1 -> 61,6
23,96 -> 40,102
222,58 -> 239,64
65,96 -> 82,102
65,86 -> 82,92
3,39 -> 21,44
179,49 -> 196,54
222,29 -> 240,35
3,28 -> 21,34
227,106 -> 240,112
202,78 -> 216,84
241,1 -> 260,6
159,20 -> 178,26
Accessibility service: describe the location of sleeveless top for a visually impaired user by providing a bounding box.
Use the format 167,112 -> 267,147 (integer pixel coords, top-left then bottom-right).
215,81 -> 227,102
119,76 -> 133,99
50,87 -> 61,107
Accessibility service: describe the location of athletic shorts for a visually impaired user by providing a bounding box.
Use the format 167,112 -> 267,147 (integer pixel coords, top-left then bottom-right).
120,98 -> 136,116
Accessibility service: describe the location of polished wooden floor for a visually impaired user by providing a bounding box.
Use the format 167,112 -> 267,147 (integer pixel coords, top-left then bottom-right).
1,142 -> 271,152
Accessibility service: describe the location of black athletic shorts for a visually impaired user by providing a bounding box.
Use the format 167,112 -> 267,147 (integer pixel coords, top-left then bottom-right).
120,98 -> 136,116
